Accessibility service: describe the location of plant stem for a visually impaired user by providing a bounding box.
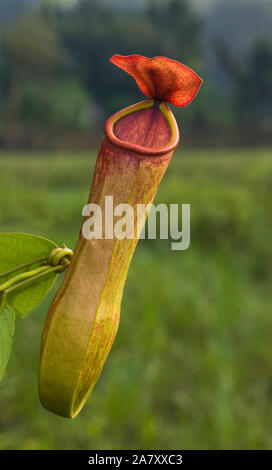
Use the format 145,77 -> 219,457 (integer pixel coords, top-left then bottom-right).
0,257 -> 48,279
0,265 -> 51,292
0,264 -> 68,311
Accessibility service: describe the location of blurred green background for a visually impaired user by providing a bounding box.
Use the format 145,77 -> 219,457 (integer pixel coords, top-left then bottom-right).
0,0 -> 272,450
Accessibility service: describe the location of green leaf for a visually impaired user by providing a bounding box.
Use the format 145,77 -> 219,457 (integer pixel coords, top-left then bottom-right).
0,304 -> 15,380
0,233 -> 58,319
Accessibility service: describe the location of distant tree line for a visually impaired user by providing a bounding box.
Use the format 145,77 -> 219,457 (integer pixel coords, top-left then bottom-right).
0,0 -> 271,149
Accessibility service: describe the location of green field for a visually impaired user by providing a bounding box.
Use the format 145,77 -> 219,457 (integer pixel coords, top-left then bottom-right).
0,148 -> 272,450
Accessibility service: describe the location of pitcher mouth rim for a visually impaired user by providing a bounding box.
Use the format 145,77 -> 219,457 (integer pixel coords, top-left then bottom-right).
104,99 -> 180,157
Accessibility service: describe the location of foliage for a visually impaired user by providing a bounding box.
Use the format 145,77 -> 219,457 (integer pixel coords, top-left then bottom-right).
147,0 -> 202,63
215,37 -> 272,133
0,233 -> 59,319
21,78 -> 91,132
236,39 -> 272,130
0,13 -> 65,146
0,232 -> 71,381
1,14 -> 61,73
0,305 -> 15,380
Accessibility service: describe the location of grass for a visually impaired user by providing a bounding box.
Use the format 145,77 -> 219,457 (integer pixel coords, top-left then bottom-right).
0,147 -> 272,449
